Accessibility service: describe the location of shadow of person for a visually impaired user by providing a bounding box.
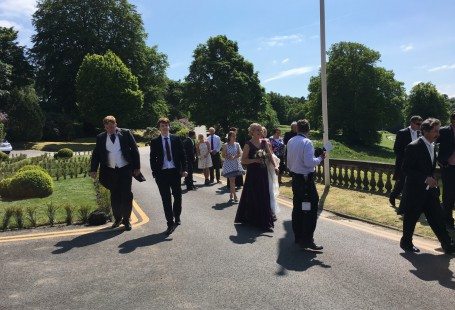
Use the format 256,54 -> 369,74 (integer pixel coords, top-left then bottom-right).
276,220 -> 331,276
52,228 -> 124,254
400,252 -> 454,289
212,201 -> 235,211
229,223 -> 273,245
215,186 -> 230,195
118,233 -> 172,254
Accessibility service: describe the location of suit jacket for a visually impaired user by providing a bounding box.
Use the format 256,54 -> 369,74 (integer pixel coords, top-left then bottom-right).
436,125 -> 455,166
283,131 -> 297,145
150,134 -> 187,177
183,137 -> 196,161
393,127 -> 413,180
399,138 -> 439,213
90,128 -> 140,189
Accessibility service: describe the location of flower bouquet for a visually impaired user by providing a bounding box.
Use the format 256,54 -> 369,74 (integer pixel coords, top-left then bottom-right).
254,149 -> 267,166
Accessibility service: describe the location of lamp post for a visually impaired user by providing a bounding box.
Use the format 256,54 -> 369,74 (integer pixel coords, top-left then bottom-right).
319,0 -> 330,188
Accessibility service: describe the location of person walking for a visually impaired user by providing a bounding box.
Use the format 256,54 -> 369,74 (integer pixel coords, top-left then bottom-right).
208,127 -> 222,183
221,131 -> 245,202
196,134 -> 212,185
183,130 -> 197,190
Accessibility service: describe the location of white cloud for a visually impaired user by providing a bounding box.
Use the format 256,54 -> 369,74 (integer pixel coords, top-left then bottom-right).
0,0 -> 36,17
263,34 -> 303,47
428,64 -> 455,72
281,58 -> 290,64
412,81 -> 422,86
400,44 -> 414,52
264,66 -> 313,83
0,19 -> 23,30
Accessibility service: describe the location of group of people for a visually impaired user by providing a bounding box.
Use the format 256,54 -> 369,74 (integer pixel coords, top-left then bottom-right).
390,113 -> 455,254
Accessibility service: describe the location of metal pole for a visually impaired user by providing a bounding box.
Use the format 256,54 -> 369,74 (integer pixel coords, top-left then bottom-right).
320,0 -> 330,188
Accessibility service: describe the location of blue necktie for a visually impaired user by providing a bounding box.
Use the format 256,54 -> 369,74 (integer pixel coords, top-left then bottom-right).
164,137 -> 172,161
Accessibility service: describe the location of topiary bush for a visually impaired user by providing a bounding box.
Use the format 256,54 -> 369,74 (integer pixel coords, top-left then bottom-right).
0,151 -> 9,162
0,177 -> 12,198
8,170 -> 54,199
54,148 -> 74,159
17,165 -> 48,175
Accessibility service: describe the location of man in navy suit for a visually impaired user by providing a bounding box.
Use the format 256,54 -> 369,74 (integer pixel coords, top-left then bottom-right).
150,117 -> 188,235
399,118 -> 454,254
90,116 -> 141,231
390,115 -> 422,211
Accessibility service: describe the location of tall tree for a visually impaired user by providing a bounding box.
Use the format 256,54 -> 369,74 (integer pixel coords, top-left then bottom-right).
31,0 -> 167,118
76,51 -> 143,127
404,82 -> 450,123
306,42 -> 406,145
186,35 -> 277,138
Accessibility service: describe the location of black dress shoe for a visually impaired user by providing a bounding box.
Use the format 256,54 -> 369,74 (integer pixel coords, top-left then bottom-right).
300,242 -> 324,251
165,225 -> 176,236
111,219 -> 122,229
400,241 -> 420,252
175,219 -> 181,225
389,196 -> 396,207
123,221 -> 132,231
442,244 -> 455,255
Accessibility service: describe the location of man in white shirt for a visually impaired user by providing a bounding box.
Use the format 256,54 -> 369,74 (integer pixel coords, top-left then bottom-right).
208,127 -> 222,183
399,118 -> 454,254
287,119 -> 325,250
90,116 -> 141,231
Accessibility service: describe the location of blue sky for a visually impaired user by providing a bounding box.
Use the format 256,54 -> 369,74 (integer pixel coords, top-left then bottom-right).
2,0 -> 455,98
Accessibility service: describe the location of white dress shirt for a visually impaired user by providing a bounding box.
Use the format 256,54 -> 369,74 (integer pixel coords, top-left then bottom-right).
161,134 -> 176,169
286,134 -> 323,175
409,127 -> 420,141
421,136 -> 435,164
209,134 -> 222,153
106,132 -> 129,168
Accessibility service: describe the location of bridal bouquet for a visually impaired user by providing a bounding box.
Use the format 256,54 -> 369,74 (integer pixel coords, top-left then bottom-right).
254,149 -> 267,166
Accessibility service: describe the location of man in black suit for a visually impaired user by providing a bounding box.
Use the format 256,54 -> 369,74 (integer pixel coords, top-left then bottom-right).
90,116 -> 141,231
390,115 -> 422,210
283,121 -> 297,145
399,118 -> 454,254
183,130 -> 196,190
437,111 -> 455,230
150,117 -> 188,235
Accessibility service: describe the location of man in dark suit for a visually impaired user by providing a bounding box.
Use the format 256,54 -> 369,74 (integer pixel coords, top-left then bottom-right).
437,111 -> 455,230
90,115 -> 141,231
283,121 -> 297,145
183,130 -> 196,190
399,118 -> 454,254
390,115 -> 422,210
150,117 -> 188,235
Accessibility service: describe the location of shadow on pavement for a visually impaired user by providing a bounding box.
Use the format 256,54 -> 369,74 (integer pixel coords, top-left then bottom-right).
229,223 -> 273,244
118,233 -> 171,254
52,228 -> 124,254
276,221 -> 331,276
400,252 -> 454,289
212,201 -> 235,210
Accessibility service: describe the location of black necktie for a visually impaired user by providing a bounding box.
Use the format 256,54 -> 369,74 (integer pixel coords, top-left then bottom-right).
417,130 -> 421,137
211,136 -> 214,150
164,137 -> 172,161
110,134 -> 116,144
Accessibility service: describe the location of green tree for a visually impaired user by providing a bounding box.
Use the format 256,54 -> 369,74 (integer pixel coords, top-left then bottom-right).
76,50 -> 143,127
404,82 -> 450,123
306,42 -> 406,145
186,35 -> 278,139
165,79 -> 189,119
6,86 -> 45,141
31,0 -> 167,117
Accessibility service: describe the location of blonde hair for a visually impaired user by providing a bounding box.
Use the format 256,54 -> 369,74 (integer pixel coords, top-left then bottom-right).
103,115 -> 116,125
248,123 -> 262,136
262,126 -> 267,138
197,134 -> 205,142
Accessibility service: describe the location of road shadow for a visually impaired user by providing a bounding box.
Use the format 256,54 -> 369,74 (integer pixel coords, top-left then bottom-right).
118,232 -> 172,254
400,252 -> 454,289
52,228 -> 124,254
212,201 -> 236,210
275,220 -> 331,276
215,186 -> 230,195
229,223 -> 273,244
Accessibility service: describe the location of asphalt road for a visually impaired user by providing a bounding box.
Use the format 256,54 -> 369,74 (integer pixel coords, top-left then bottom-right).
0,148 -> 454,309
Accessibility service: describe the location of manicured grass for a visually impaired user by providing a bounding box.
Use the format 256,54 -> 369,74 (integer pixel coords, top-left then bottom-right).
279,176 -> 444,239
0,177 -> 97,229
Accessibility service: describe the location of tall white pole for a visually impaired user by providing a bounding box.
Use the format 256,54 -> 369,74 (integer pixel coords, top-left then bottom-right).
319,0 -> 330,188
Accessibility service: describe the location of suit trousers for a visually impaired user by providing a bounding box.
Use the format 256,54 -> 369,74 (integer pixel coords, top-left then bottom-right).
184,159 -> 194,188
209,152 -> 221,181
291,173 -> 319,243
441,165 -> 455,227
390,177 -> 405,199
402,191 -> 451,246
109,166 -> 133,222
155,168 -> 182,226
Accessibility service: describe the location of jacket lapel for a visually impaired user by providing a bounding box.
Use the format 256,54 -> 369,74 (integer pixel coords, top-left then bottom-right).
418,138 -> 433,170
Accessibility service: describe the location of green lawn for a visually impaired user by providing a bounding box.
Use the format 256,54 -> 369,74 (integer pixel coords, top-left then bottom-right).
0,177 -> 97,229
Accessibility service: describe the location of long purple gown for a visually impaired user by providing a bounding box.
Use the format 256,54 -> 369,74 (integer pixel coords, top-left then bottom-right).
235,140 -> 274,230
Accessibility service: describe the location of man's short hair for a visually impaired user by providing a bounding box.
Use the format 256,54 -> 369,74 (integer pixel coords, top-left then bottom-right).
273,128 -> 280,134
157,117 -> 170,128
410,115 -> 423,124
103,115 -> 116,125
209,127 -> 215,132
420,118 -> 441,133
188,130 -> 195,137
291,121 -> 297,126
296,119 -> 310,134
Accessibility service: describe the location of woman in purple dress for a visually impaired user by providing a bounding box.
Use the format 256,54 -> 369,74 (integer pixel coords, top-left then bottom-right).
235,123 -> 277,232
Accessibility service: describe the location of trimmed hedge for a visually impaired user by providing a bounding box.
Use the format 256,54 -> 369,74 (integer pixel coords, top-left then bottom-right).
0,177 -> 12,198
54,148 -> 74,159
17,165 -> 48,174
0,151 -> 9,162
7,170 -> 54,199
